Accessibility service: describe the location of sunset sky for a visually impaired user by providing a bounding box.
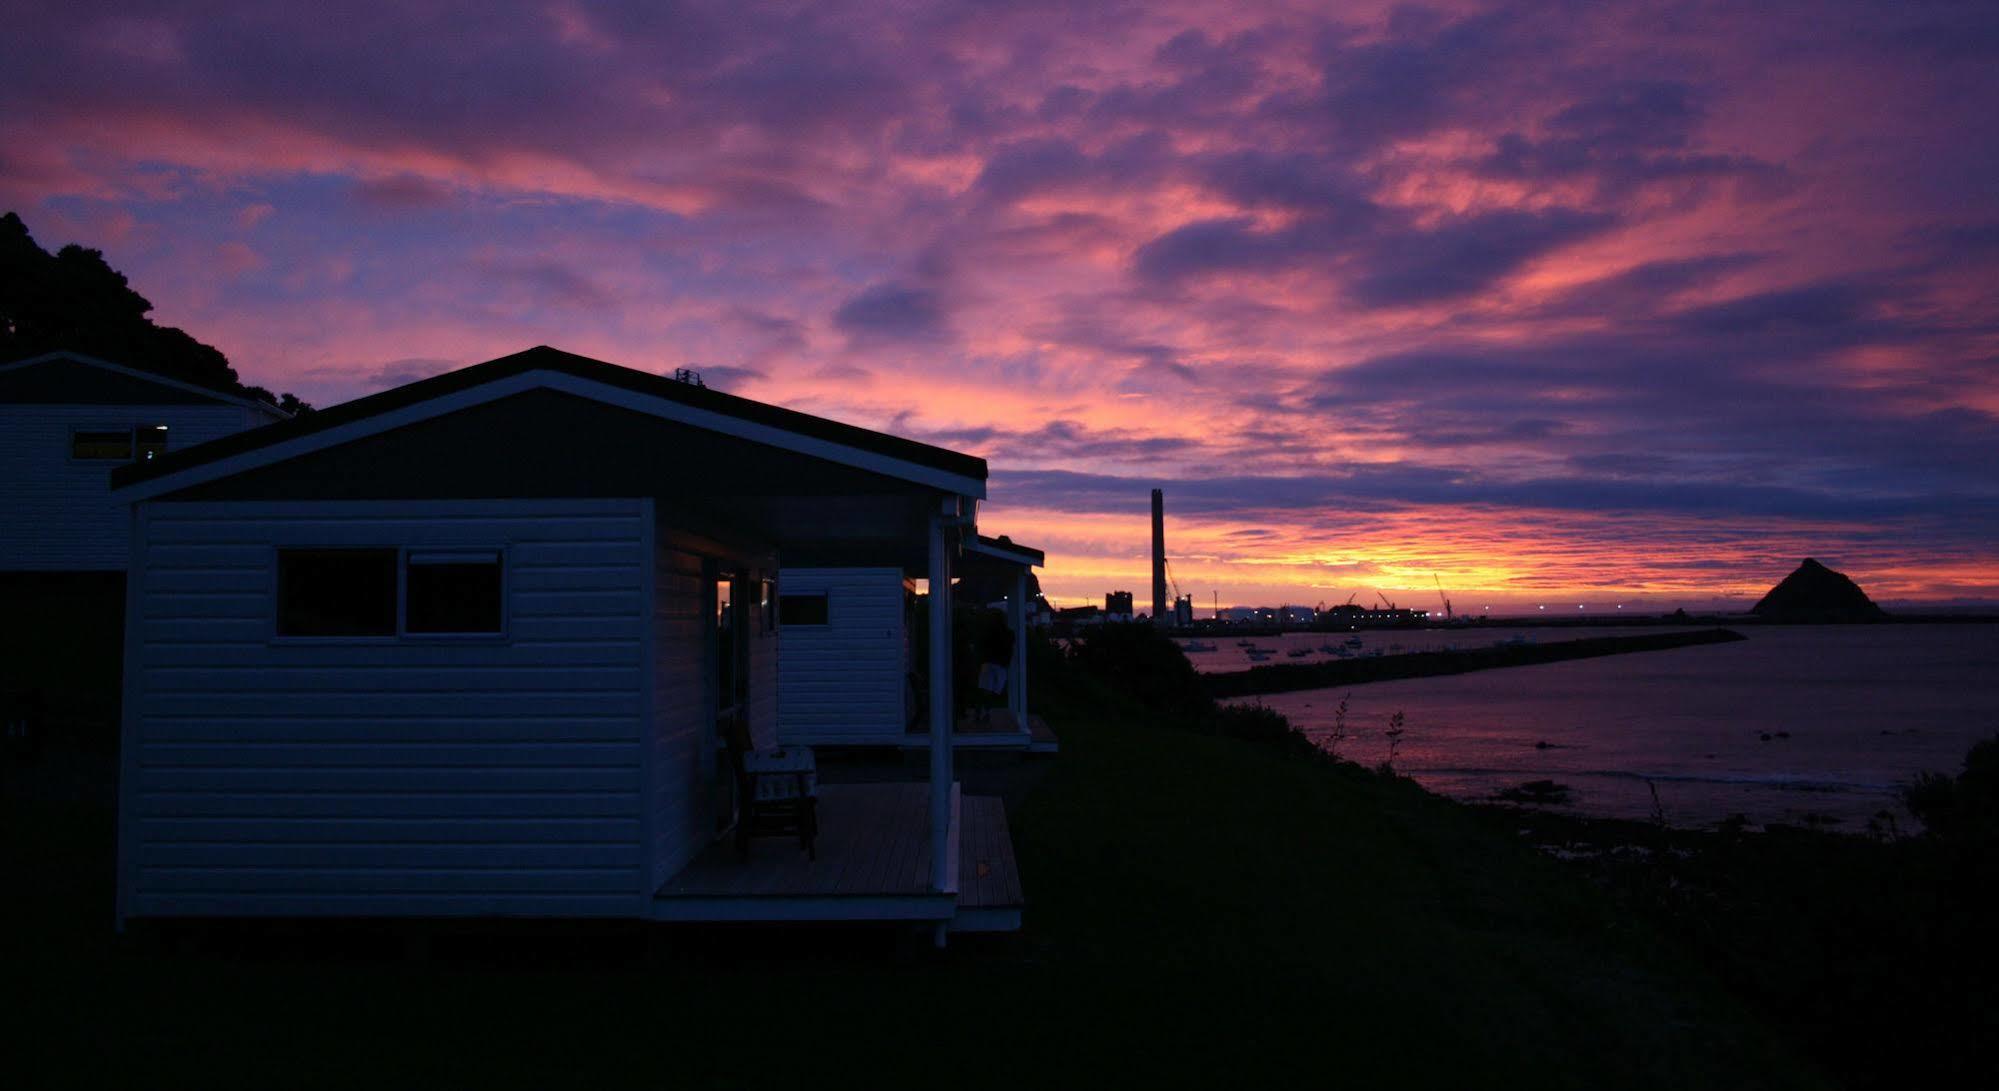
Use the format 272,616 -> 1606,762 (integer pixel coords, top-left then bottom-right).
6,1 -> 1997,611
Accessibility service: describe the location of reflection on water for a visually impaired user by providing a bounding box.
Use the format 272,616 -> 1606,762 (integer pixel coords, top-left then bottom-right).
1213,625 -> 1999,829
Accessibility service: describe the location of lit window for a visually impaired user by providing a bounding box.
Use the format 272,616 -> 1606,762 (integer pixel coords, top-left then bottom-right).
405,551 -> 504,634
277,549 -> 397,636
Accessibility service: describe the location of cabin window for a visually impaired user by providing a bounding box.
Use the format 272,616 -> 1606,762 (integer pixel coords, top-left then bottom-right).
135,425 -> 169,460
71,429 -> 134,460
778,593 -> 829,626
405,551 -> 505,634
70,425 -> 169,460
276,549 -> 398,636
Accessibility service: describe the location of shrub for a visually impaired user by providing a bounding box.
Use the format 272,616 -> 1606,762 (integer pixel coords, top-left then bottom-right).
1210,702 -> 1295,746
1904,733 -> 1999,848
1065,624 -> 1211,717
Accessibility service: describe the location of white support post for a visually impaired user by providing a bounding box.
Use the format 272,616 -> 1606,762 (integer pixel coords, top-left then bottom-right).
927,508 -> 955,895
1009,568 -> 1028,729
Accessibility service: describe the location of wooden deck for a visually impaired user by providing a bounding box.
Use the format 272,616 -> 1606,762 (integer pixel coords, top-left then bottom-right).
651,782 -> 1023,927
953,794 -> 1025,932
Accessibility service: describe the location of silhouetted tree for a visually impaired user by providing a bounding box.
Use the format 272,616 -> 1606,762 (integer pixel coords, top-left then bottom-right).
1905,734 -> 1999,850
1,211 -> 312,412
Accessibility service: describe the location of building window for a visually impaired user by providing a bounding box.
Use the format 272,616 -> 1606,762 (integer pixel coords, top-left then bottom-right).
71,424 -> 169,461
276,549 -> 398,636
72,429 -> 134,460
135,425 -> 170,460
778,593 -> 829,626
405,551 -> 504,634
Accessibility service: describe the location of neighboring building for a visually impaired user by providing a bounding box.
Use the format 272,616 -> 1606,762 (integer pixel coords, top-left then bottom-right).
1275,604 -> 1317,626
1,352 -> 289,743
1320,603 -> 1429,628
0,351 -> 287,572
776,567 -> 915,745
776,534 -> 1045,751
110,346 -> 1020,934
1173,595 -> 1194,627
1104,590 -> 1134,622
1055,604 -> 1102,627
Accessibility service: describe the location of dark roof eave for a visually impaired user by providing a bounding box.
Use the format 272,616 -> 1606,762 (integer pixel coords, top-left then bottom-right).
967,534 -> 1045,566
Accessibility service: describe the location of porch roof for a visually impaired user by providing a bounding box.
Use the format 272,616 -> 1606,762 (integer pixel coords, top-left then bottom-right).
964,534 -> 1044,567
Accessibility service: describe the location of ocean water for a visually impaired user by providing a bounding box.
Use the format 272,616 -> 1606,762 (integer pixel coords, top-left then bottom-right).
1182,624 -> 1687,673
1203,624 -> 1999,830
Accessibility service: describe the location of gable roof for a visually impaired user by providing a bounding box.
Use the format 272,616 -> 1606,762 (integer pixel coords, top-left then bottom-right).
111,345 -> 987,499
0,351 -> 288,415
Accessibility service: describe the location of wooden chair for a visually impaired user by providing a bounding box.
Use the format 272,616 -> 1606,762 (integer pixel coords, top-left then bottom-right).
724,716 -> 818,860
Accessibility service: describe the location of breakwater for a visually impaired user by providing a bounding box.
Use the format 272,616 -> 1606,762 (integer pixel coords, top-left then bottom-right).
1203,627 -> 1746,698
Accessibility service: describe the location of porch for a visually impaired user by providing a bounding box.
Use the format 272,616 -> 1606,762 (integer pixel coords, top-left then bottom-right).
650,782 -> 1023,930
898,708 -> 1060,753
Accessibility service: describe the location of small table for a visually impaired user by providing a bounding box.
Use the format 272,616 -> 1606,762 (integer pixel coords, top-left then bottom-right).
737,747 -> 818,859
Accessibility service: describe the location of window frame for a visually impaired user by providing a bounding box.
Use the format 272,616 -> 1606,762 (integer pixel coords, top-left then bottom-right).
402,548 -> 510,639
69,425 -> 136,462
778,591 -> 830,628
269,545 -> 510,645
68,423 -> 171,463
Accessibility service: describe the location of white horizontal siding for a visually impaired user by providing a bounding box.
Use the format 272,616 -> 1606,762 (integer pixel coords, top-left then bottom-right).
0,403 -> 265,571
777,567 -> 907,745
120,498 -> 652,920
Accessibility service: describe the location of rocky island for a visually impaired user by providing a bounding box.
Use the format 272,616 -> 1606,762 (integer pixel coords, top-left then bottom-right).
1751,558 -> 1889,623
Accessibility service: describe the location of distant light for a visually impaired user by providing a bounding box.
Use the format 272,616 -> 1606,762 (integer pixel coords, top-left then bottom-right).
1538,605 -> 1545,610
1578,604 -> 1584,610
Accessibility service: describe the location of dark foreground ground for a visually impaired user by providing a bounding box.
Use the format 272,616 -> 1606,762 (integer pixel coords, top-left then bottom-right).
3,701 -> 1825,1090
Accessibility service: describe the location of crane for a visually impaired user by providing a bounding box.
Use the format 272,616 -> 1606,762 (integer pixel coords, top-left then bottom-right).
1374,590 -> 1393,609
1433,574 -> 1453,620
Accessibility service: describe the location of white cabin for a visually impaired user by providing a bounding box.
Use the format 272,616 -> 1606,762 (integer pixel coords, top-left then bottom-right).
112,346 -> 1023,933
0,351 -> 287,572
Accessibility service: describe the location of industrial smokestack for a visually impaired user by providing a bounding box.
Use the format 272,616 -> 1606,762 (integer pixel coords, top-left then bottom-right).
1151,488 -> 1166,624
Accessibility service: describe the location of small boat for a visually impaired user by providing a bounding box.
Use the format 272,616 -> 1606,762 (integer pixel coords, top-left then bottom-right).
1235,639 -> 1255,647
1343,636 -> 1364,648
1182,640 -> 1217,652
1286,648 -> 1312,658
1246,651 -> 1272,662
1318,643 -> 1343,654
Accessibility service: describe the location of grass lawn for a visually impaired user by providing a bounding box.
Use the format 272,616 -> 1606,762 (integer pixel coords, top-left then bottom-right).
3,696 -> 1822,1090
